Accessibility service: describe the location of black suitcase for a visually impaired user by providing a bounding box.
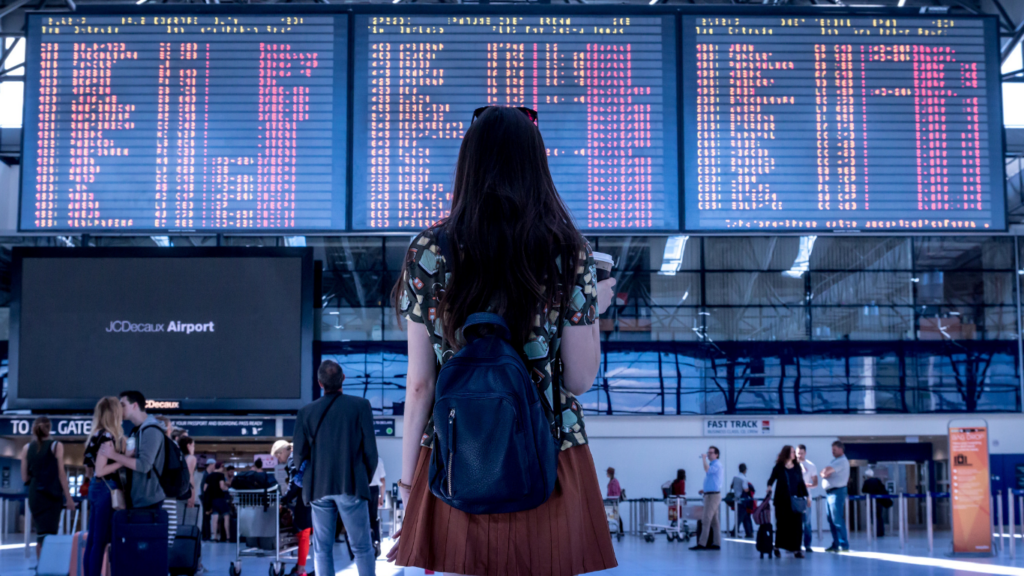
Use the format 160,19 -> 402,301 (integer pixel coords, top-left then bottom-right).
111,508 -> 169,576
695,520 -> 716,547
170,524 -> 202,575
756,523 -> 775,558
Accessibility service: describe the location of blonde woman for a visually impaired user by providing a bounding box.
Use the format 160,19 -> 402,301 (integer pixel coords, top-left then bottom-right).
82,397 -> 126,576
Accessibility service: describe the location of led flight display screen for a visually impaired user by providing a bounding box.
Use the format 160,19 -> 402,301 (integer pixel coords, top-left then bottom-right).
682,15 -> 1005,232
20,13 -> 348,232
352,14 -> 679,231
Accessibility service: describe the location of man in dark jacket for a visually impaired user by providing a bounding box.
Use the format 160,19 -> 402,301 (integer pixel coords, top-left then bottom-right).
861,468 -> 891,537
293,360 -> 378,576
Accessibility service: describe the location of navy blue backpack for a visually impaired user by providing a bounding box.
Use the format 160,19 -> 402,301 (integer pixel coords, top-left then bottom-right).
428,230 -> 564,514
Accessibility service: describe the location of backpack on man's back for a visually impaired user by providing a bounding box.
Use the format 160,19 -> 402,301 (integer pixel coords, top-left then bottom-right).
140,424 -> 191,500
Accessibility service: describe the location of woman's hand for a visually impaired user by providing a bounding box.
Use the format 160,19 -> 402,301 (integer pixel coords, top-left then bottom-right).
386,526 -> 403,563
65,494 -> 76,512
597,278 -> 617,315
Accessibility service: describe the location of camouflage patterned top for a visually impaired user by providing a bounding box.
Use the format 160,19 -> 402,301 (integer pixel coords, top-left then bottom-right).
399,227 -> 598,451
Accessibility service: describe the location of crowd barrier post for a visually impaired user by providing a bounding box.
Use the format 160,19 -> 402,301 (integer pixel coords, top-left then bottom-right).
865,495 -> 872,544
845,496 -> 850,540
1009,490 -> 1016,559
898,494 -> 906,549
817,495 -> 824,543
996,490 -> 1003,553
24,503 -> 32,558
926,491 -> 934,554
0,498 -> 6,545
1019,490 -> 1024,557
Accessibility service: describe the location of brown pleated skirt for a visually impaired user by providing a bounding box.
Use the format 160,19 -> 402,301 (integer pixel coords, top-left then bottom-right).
396,444 -> 618,576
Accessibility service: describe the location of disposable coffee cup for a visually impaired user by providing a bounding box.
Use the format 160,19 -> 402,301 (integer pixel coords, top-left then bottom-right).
593,251 -> 614,281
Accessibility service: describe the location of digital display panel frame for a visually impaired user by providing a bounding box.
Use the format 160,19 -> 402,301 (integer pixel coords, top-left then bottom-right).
18,8 -> 351,234
16,4 -> 1007,236
7,246 -> 315,412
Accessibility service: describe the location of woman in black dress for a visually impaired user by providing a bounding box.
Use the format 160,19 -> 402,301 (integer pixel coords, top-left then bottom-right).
767,445 -> 810,558
19,416 -> 76,560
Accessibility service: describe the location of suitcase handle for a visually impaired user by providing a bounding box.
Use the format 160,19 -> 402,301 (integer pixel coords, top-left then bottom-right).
126,509 -> 162,524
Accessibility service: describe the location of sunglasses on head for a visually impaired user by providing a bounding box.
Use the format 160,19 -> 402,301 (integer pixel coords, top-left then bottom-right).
472,106 -> 539,126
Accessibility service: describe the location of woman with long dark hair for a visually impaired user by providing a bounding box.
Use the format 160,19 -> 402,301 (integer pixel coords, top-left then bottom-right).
767,445 -> 810,558
19,416 -> 76,560
387,106 -> 618,576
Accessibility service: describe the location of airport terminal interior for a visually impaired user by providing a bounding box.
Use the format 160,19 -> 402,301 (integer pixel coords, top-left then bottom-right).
0,0 -> 1024,574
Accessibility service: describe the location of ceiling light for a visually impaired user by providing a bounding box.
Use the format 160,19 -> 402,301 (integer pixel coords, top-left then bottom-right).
659,235 -> 689,276
783,236 -> 817,279
649,0 -> 659,4
898,0 -> 906,6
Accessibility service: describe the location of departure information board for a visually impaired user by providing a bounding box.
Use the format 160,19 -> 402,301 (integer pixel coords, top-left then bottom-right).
20,14 -> 347,231
682,15 -> 1005,232
19,9 -> 1006,234
351,14 -> 679,231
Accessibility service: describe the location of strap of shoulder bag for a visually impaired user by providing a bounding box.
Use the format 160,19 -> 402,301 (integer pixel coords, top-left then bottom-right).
551,247 -> 569,444
311,393 -> 343,446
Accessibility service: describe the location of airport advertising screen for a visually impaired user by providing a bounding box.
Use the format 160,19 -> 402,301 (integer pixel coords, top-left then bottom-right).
20,13 -> 348,232
18,7 -> 1006,234
8,248 -> 314,411
352,14 -> 679,231
682,15 -> 1005,232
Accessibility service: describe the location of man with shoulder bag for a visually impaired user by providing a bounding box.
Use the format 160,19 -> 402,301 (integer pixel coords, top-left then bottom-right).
293,360 -> 379,576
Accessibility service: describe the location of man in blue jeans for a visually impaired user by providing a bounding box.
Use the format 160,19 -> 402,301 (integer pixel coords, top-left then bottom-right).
294,360 -> 379,576
820,440 -> 850,552
797,445 -> 818,552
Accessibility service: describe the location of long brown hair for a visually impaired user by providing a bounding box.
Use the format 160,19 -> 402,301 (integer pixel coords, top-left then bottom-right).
776,445 -> 796,467
393,106 -> 584,350
32,416 -> 51,443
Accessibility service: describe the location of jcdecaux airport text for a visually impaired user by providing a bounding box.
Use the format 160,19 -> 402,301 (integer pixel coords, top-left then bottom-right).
105,320 -> 216,334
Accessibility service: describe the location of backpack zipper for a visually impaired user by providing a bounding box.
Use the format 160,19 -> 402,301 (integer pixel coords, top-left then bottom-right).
447,407 -> 455,498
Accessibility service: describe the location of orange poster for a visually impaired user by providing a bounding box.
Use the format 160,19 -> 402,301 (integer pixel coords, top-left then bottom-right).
949,426 -> 992,555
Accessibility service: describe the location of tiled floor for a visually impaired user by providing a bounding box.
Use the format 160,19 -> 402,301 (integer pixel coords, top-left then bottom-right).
3,531 -> 1024,575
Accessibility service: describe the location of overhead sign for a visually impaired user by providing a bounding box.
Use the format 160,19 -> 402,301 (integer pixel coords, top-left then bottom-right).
0,416 -> 94,437
374,419 -> 396,437
168,419 -> 278,438
704,417 -> 773,437
949,424 -> 993,555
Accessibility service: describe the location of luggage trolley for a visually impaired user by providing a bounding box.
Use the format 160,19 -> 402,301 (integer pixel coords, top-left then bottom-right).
229,485 -> 287,576
643,496 -> 701,543
603,499 -> 624,542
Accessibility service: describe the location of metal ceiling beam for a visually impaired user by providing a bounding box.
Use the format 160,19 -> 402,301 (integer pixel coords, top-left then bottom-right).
0,0 -> 33,21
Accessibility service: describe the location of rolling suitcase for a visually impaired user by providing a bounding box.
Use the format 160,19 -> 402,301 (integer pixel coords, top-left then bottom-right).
756,523 -> 775,558
37,534 -> 74,576
169,524 -> 202,575
111,508 -> 169,576
70,531 -> 88,576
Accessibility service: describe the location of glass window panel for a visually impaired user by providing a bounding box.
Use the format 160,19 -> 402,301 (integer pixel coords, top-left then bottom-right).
705,306 -> 807,341
320,307 -> 384,341
591,237 -> 655,272
703,237 -> 801,271
916,308 -> 1016,341
811,272 -> 913,306
810,237 -> 911,271
322,270 -> 385,308
385,235 -> 416,270
649,307 -> 700,342
648,273 -> 700,307
704,273 -> 805,306
812,306 -> 913,341
915,272 -> 1015,306
915,237 -> 1014,270
320,237 -> 385,271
